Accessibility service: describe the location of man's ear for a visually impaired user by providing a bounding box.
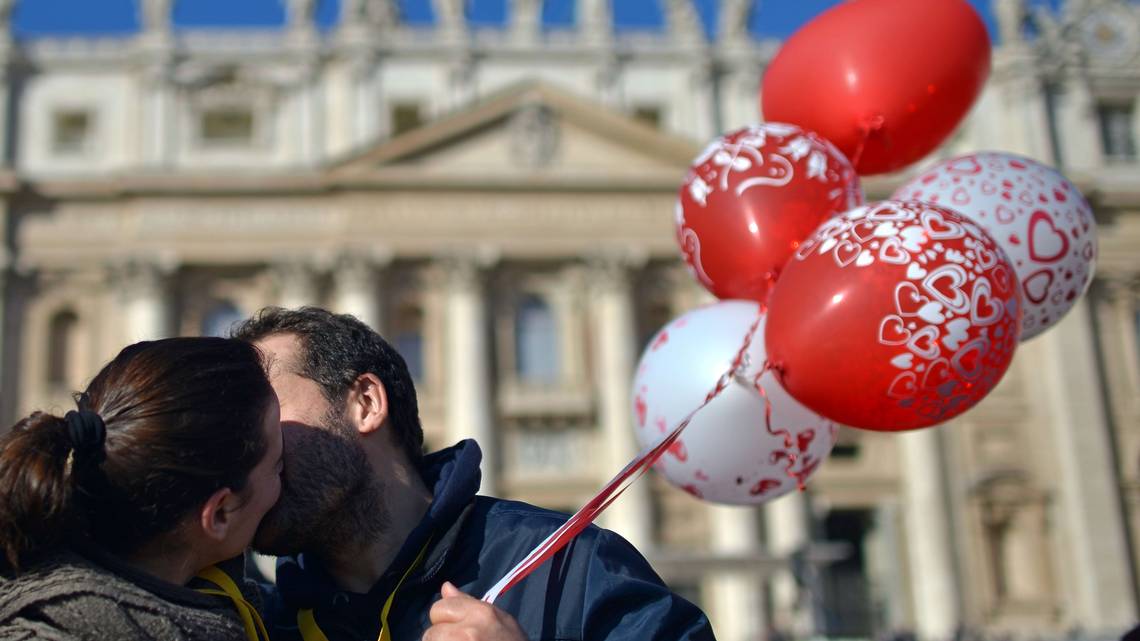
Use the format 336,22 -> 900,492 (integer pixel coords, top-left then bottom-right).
199,487 -> 237,543
346,372 -> 389,435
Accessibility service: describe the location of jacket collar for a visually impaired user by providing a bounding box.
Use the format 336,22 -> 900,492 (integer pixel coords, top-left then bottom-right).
276,439 -> 483,609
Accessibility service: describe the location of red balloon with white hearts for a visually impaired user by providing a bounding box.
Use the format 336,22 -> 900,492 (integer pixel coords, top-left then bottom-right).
892,152 -> 1096,340
632,300 -> 835,505
765,201 -> 1022,432
676,123 -> 863,303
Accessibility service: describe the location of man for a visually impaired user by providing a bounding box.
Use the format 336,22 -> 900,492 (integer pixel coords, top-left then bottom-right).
233,307 -> 715,641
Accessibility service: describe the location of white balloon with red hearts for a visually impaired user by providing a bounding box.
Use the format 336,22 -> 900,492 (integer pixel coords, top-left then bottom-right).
892,152 -> 1096,340
631,300 -> 835,505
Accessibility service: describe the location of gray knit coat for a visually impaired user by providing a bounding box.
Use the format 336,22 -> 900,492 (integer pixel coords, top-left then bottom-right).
0,547 -> 252,641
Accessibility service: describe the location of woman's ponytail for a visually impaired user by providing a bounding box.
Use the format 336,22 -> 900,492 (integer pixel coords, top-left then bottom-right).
0,412 -> 87,572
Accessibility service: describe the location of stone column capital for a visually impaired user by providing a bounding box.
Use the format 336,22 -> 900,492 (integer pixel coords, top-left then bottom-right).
270,255 -> 329,309
107,254 -> 178,296
585,247 -> 648,294
332,248 -> 392,293
437,248 -> 500,290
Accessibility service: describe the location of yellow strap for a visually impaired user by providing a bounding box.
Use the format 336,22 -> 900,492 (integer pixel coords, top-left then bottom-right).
298,608 -> 331,641
195,566 -> 271,641
298,537 -> 433,641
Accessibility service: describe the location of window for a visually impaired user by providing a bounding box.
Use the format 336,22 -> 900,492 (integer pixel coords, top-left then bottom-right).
200,107 -> 255,146
830,427 -> 861,459
52,110 -> 92,155
391,102 -> 424,136
47,310 -> 79,387
1098,102 -> 1137,161
515,294 -> 559,384
1134,308 -> 1140,368
633,105 -> 662,129
200,301 -> 245,338
639,300 -> 673,352
392,305 -> 425,382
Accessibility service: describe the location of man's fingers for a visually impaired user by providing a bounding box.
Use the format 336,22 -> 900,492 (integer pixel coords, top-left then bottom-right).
421,622 -> 463,641
429,596 -> 467,625
440,581 -> 469,599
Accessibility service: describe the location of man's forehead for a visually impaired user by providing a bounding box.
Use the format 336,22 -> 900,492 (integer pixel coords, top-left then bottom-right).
255,333 -> 304,380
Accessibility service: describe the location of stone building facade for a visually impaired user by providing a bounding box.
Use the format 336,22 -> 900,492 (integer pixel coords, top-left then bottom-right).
0,1 -> 1138,639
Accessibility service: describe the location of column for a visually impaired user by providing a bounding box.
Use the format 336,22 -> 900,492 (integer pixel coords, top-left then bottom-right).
436,0 -> 467,45
285,0 -> 318,41
900,427 -> 961,641
271,260 -> 322,310
690,61 -> 717,145
581,0 -> 612,47
703,505 -> 767,641
1055,73 -> 1099,168
509,0 -> 540,46
664,0 -> 703,47
588,253 -> 652,551
442,256 -> 497,494
0,10 -> 12,167
118,259 -> 174,343
765,492 -> 812,634
332,251 -> 390,331
0,214 -> 9,423
291,63 -> 323,167
142,64 -> 176,168
139,0 -> 175,168
866,500 -> 911,632
1021,297 -> 1138,629
350,54 -> 381,145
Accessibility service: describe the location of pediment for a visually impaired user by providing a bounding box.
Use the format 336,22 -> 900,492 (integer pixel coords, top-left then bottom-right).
333,81 -> 700,183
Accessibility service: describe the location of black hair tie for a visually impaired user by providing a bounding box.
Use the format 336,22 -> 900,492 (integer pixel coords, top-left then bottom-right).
64,409 -> 107,468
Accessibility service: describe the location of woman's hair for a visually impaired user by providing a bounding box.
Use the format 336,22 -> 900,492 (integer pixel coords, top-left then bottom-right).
0,337 -> 274,572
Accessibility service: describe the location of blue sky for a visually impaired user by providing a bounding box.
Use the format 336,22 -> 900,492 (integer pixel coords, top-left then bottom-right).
11,0 -> 1075,41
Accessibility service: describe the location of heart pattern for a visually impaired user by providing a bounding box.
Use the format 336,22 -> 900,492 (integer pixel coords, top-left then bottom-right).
893,151 -> 1096,340
923,265 -> 970,313
786,199 -> 1021,430
834,241 -> 861,267
969,278 -> 1002,326
879,315 -> 911,345
921,209 -> 965,239
895,282 -> 931,317
907,325 -> 941,359
1027,210 -> 1069,263
1022,269 -> 1054,304
879,237 -> 910,264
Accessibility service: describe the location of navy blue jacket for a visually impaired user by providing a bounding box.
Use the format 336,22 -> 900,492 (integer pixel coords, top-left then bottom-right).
265,440 -> 715,641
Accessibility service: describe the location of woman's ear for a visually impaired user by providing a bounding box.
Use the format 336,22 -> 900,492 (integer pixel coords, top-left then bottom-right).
198,486 -> 237,542
346,372 -> 389,435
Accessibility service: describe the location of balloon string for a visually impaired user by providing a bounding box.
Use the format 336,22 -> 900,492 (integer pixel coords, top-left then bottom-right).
849,114 -> 885,173
750,360 -> 804,491
480,307 -> 765,604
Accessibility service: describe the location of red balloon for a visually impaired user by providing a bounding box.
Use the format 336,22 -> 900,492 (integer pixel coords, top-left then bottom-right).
764,201 -> 1021,432
761,0 -> 991,176
676,123 -> 863,303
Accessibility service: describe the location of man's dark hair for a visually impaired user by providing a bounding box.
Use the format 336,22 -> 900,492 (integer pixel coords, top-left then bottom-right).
232,307 -> 424,465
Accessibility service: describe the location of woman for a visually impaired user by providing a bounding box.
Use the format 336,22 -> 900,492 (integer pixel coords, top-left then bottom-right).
0,337 -> 282,641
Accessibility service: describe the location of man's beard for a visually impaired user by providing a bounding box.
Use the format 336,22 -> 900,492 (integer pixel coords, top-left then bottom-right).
252,408 -> 389,557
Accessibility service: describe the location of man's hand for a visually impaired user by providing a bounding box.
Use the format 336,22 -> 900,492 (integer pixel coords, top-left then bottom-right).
423,582 -> 527,641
